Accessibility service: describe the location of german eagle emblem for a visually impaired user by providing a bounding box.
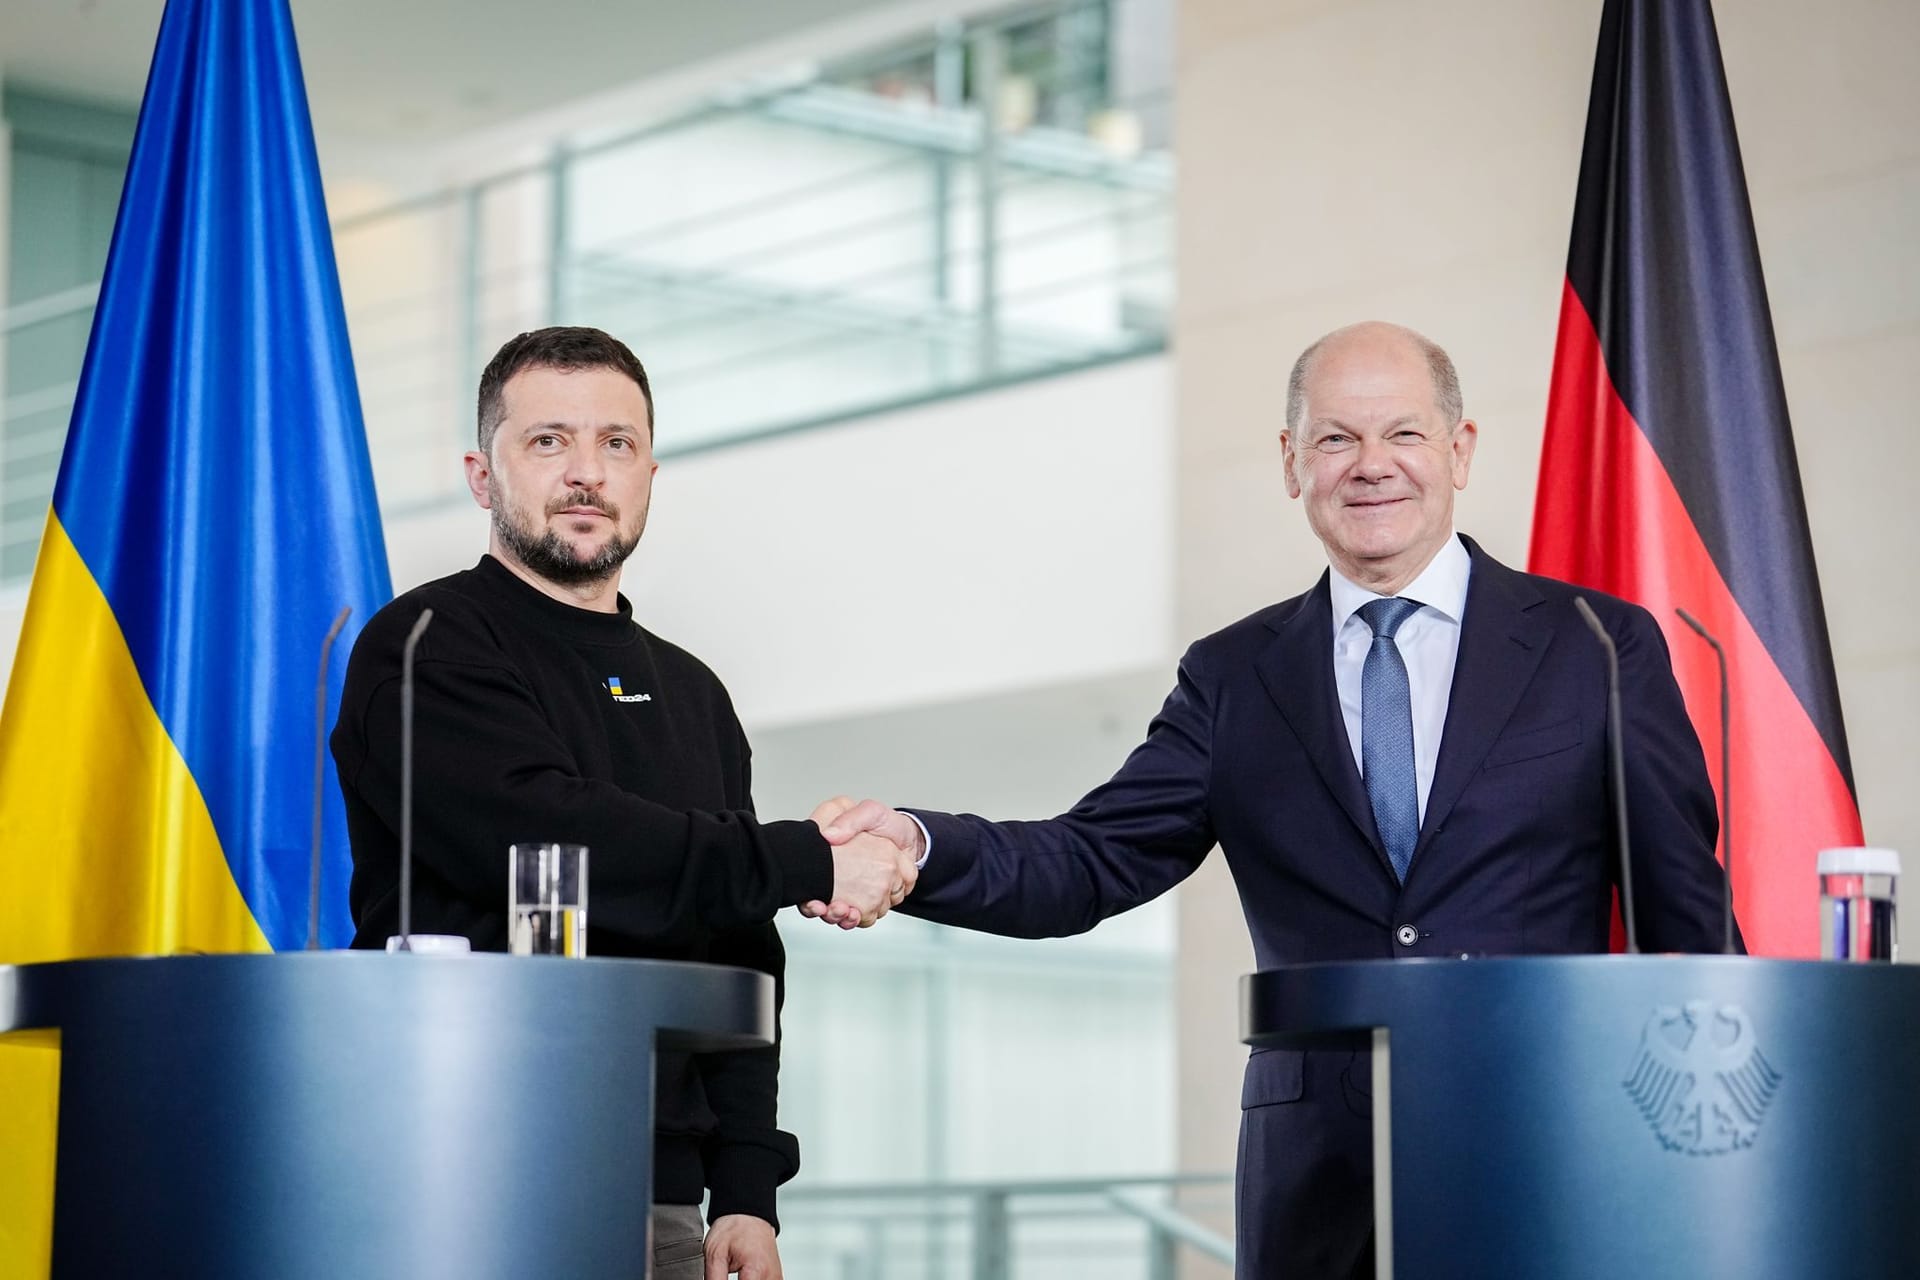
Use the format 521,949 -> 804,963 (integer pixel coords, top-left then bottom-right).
1621,1000 -> 1780,1155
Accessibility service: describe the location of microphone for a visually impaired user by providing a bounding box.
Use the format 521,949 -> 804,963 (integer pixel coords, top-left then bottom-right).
1572,597 -> 1640,954
395,609 -> 435,952
1675,607 -> 1737,955
307,606 -> 354,950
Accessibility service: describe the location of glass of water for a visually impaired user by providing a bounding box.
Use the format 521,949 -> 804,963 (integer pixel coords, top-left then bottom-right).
508,843 -> 588,956
1818,846 -> 1899,962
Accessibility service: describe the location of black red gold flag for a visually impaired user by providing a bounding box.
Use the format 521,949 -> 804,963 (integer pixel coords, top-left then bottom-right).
1530,0 -> 1861,955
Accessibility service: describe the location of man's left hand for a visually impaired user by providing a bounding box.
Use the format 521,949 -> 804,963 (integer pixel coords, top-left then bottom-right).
705,1214 -> 782,1280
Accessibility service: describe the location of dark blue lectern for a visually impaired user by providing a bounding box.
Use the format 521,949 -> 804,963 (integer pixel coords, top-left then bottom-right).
1243,957 -> 1920,1279
0,953 -> 772,1278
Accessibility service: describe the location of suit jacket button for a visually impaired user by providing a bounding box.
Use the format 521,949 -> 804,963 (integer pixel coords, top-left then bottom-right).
1395,924 -> 1418,948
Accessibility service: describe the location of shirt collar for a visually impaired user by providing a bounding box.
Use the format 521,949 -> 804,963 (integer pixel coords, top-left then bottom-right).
1328,532 -> 1472,636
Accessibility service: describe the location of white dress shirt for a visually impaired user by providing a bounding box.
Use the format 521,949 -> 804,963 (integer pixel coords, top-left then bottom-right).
1329,533 -> 1473,824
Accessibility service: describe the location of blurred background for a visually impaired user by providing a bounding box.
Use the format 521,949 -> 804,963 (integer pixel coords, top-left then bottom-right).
1,0 -> 1913,1274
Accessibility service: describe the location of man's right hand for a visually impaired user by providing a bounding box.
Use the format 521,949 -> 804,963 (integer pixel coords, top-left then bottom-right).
805,796 -> 924,929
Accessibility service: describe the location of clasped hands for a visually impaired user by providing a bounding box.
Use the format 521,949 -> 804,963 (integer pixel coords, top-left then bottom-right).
804,796 -> 925,929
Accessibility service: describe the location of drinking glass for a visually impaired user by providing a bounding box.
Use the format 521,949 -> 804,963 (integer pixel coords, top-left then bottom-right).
1818,846 -> 1899,962
508,843 -> 588,957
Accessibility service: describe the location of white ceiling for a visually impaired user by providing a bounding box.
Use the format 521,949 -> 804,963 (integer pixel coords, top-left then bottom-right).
0,0 -> 898,142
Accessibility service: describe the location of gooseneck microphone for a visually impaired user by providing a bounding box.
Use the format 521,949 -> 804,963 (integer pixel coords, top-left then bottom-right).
1573,597 -> 1640,954
1675,606 -> 1737,956
307,606 -> 354,950
395,609 -> 435,952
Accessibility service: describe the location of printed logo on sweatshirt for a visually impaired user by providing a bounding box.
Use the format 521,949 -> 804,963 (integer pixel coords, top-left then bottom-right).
605,676 -> 652,704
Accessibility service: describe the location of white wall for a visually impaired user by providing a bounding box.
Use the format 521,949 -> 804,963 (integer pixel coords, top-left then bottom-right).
636,354 -> 1176,728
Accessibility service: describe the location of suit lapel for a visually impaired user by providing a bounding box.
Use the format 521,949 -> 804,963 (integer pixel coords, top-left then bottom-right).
1254,576 -> 1392,873
1414,542 -> 1553,860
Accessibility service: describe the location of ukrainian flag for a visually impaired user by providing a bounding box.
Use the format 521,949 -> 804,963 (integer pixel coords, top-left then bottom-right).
0,0 -> 390,1270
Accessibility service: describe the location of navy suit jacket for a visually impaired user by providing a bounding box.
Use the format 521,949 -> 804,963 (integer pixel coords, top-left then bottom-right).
902,537 -> 1736,1274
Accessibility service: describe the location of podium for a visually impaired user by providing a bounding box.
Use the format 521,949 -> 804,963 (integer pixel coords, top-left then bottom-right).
0,953 -> 773,1278
1242,957 -> 1920,1279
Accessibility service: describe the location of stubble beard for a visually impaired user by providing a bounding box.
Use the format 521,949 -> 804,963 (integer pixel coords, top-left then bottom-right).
490,480 -> 645,588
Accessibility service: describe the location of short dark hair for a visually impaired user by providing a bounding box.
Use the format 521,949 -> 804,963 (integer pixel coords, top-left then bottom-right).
476,326 -> 654,453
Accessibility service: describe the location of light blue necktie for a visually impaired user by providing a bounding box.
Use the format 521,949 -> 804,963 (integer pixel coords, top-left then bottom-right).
1359,597 -> 1423,882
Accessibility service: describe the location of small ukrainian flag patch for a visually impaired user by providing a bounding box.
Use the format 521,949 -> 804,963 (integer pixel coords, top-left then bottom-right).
605,676 -> 650,703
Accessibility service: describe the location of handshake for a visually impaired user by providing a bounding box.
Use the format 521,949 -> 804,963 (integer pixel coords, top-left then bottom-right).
804,796 -> 926,929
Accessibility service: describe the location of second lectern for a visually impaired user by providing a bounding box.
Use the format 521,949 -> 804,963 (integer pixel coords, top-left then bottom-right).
1243,956 -> 1920,1279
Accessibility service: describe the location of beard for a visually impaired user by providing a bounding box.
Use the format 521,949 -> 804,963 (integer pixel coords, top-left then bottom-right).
489,481 -> 645,587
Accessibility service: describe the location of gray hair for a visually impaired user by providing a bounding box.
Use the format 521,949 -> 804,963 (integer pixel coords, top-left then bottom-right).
1284,323 -> 1463,431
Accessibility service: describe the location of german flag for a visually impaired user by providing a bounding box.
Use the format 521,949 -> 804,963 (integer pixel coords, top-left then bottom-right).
1529,0 -> 1861,956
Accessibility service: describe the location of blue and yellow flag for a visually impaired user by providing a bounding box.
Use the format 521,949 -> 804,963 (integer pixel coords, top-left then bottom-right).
0,0 -> 390,1269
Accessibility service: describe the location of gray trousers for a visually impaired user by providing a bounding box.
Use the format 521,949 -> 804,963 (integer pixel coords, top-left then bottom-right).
651,1202 -> 706,1280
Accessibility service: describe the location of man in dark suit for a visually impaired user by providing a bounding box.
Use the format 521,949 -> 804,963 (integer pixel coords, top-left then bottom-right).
807,321 -> 1736,1276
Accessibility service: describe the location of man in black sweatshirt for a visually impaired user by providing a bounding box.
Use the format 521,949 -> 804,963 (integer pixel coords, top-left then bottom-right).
332,326 -> 913,1280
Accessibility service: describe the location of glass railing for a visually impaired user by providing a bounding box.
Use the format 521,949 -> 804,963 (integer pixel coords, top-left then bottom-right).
779,1172 -> 1234,1280
0,0 -> 1171,582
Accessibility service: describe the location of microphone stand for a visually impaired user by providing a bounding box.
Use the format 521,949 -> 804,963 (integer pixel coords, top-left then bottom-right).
1676,607 -> 1736,955
1573,597 -> 1640,954
307,606 -> 353,951
395,609 -> 435,952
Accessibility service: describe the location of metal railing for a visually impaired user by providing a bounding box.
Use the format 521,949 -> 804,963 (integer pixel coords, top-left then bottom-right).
0,0 -> 1172,580
779,1172 -> 1234,1280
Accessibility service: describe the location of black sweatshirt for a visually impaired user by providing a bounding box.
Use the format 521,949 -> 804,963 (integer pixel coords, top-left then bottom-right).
330,555 -> 833,1227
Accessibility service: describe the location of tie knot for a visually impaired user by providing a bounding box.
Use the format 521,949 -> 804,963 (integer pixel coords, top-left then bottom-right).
1359,596 -> 1421,639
